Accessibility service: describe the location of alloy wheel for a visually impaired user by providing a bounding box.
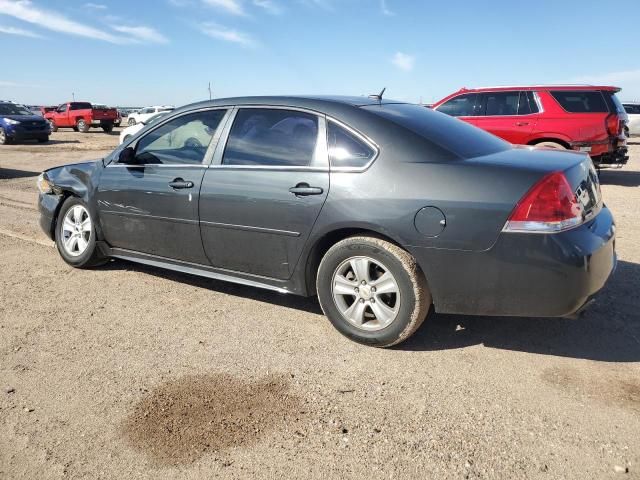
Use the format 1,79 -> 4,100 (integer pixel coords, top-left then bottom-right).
61,205 -> 92,257
331,256 -> 401,331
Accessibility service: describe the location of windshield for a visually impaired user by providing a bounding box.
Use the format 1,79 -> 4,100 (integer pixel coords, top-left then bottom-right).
363,103 -> 509,160
0,103 -> 34,116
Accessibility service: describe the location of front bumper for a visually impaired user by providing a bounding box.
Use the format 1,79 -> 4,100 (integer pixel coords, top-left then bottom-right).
38,193 -> 64,240
410,206 -> 616,317
5,124 -> 50,141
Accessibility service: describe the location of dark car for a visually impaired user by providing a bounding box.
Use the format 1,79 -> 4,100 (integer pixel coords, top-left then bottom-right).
37,96 -> 616,347
0,101 -> 50,144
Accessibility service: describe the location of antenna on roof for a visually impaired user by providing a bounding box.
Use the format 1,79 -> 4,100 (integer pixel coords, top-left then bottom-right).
369,87 -> 386,102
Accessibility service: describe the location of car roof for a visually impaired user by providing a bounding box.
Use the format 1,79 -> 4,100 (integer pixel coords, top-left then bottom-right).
174,95 -> 405,114
451,85 -> 621,93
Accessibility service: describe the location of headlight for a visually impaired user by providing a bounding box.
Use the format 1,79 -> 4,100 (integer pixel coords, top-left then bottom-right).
3,118 -> 20,125
37,173 -> 53,194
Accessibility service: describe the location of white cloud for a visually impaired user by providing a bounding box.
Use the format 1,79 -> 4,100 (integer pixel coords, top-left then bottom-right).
84,2 -> 107,9
202,0 -> 245,15
566,69 -> 640,101
110,25 -> 169,44
380,0 -> 394,15
391,52 -> 414,72
0,0 -> 123,43
199,22 -> 255,47
253,0 -> 283,14
0,24 -> 43,38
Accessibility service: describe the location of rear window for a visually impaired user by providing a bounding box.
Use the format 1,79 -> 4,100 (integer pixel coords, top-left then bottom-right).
363,103 -> 509,160
550,91 -> 608,113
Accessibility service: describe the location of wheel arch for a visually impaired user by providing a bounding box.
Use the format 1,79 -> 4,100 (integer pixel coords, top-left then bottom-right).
303,226 -> 408,297
527,136 -> 571,149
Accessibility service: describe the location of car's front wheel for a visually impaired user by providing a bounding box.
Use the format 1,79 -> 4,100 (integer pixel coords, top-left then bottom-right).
55,197 -> 107,268
0,127 -> 11,145
317,236 -> 431,347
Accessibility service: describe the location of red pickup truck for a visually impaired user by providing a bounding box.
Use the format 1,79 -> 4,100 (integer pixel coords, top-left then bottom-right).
44,102 -> 118,133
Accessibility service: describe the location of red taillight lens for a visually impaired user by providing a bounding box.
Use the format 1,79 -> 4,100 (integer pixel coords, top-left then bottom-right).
503,172 -> 583,233
606,114 -> 620,136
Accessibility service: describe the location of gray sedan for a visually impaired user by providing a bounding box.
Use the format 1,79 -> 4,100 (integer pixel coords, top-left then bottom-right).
37,96 -> 616,347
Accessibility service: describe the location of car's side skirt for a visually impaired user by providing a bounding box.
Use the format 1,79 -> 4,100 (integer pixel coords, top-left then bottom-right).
100,244 -> 294,295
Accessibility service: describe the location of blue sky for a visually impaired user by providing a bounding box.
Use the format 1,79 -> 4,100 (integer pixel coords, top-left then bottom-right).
1,0 -> 639,107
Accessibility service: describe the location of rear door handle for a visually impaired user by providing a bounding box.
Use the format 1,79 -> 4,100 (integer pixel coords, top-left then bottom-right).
515,121 -> 529,126
168,178 -> 194,189
289,183 -> 324,196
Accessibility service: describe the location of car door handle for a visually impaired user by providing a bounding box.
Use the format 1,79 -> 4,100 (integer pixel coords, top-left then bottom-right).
515,121 -> 529,126
289,183 -> 324,196
168,178 -> 194,189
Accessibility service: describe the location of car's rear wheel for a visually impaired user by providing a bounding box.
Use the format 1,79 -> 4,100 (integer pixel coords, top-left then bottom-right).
77,119 -> 89,133
102,123 -> 113,133
55,197 -> 107,268
316,236 -> 431,347
128,118 -> 136,126
534,141 -> 566,150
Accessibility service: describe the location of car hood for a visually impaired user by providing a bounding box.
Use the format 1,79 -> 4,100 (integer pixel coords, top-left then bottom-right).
3,114 -> 46,122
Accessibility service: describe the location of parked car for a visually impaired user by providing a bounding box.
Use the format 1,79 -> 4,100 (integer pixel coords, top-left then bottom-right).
37,96 -> 615,347
0,101 -> 50,144
623,102 -> 640,136
432,85 -> 629,167
44,102 -> 118,133
127,105 -> 174,126
119,111 -> 171,144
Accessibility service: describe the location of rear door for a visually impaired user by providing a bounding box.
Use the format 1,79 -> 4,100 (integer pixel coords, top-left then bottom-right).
473,91 -> 538,144
198,107 -> 329,280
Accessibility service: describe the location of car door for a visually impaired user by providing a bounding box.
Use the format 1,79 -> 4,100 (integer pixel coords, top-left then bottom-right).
473,91 -> 538,144
96,108 -> 230,263
56,103 -> 69,127
199,107 -> 330,280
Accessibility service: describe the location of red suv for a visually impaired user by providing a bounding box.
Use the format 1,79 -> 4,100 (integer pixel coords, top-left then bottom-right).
432,85 -> 629,167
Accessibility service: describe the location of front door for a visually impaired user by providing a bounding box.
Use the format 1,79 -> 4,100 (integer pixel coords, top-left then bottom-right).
96,108 -> 228,264
199,107 -> 329,280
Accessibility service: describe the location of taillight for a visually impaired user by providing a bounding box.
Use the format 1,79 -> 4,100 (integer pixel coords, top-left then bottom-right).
503,172 -> 583,233
605,113 -> 620,136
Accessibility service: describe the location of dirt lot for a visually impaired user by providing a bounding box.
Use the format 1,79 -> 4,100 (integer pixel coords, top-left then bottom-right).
1,129 -> 639,479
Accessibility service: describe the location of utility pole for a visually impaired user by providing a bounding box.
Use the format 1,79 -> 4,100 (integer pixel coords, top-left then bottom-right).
208,82 -> 212,100
72,92 -> 75,101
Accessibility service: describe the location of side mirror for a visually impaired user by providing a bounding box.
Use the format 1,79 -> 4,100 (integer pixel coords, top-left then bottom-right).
118,147 -> 138,164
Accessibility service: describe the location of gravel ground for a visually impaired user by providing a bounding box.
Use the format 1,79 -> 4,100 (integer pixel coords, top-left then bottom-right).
0,130 -> 639,479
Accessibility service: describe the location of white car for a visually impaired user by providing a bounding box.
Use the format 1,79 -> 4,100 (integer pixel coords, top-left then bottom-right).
623,103 -> 640,136
119,111 -> 170,144
127,105 -> 174,126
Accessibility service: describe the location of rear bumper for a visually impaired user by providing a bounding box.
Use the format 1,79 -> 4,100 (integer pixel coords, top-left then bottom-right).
409,206 -> 616,317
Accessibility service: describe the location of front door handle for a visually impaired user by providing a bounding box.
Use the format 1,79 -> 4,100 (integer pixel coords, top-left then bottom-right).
168,178 -> 194,189
289,182 -> 324,196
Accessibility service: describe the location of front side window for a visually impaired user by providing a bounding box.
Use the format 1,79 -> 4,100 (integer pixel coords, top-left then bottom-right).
223,108 -> 319,167
58,104 -> 67,113
134,109 -> 226,165
328,121 -> 375,169
436,93 -> 477,117
550,91 -> 608,113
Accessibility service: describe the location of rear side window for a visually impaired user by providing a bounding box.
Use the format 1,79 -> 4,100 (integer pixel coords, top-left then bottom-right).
436,93 -> 477,117
624,104 -> 640,114
328,121 -> 375,169
363,103 -> 509,160
70,102 -> 92,110
223,108 -> 319,167
550,91 -> 608,113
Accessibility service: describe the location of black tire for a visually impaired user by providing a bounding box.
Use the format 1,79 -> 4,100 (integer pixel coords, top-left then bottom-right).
102,123 -> 114,133
55,197 -> 108,268
316,236 -> 431,347
0,127 -> 10,145
72,126 -> 79,132
76,119 -> 89,133
38,136 -> 49,143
